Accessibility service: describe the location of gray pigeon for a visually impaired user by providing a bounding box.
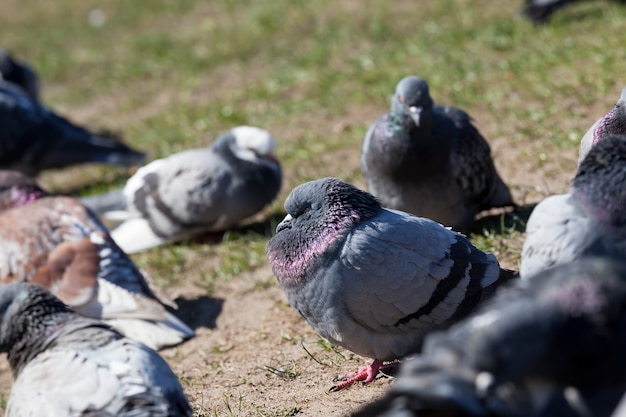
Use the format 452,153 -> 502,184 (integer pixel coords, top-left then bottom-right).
521,0 -> 584,24
266,177 -> 517,391
361,76 -> 514,233
578,87 -> 626,166
0,170 -> 195,350
0,48 -> 40,102
81,126 -> 282,254
352,257 -> 626,417
0,282 -> 192,417
0,79 -> 145,175
521,135 -> 626,278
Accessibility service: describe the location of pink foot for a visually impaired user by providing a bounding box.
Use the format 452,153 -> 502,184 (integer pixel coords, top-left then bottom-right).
329,359 -> 383,392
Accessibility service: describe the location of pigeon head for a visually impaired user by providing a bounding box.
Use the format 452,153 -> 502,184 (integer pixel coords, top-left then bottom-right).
0,283 -> 71,374
0,49 -> 39,102
572,135 -> 626,228
391,76 -> 434,128
219,126 -> 279,168
266,177 -> 382,287
0,170 -> 47,211
594,87 -> 626,146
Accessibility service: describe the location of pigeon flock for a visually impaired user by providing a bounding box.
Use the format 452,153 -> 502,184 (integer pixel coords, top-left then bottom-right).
1,11 -> 626,415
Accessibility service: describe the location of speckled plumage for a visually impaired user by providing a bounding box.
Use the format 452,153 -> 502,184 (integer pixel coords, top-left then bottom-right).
81,126 -> 282,254
266,177 -> 517,390
521,135 -> 626,278
0,79 -> 145,175
352,257 -> 626,417
0,282 -> 192,417
578,87 -> 626,166
361,76 -> 514,232
0,170 -> 194,350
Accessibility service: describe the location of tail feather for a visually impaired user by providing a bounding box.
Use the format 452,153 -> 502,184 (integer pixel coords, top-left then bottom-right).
521,0 -> 581,24
80,188 -> 127,217
110,217 -> 173,254
105,314 -> 195,351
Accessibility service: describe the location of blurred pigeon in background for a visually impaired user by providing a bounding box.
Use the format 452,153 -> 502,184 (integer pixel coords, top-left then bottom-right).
361,76 -> 514,233
0,170 -> 194,350
578,86 -> 626,165
81,126 -> 282,254
352,257 -> 626,417
0,282 -> 192,417
266,177 -> 517,391
521,0 -> 584,24
0,48 -> 40,102
0,79 -> 145,175
521,135 -> 626,278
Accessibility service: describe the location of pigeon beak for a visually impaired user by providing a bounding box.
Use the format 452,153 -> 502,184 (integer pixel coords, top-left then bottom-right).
408,105 -> 422,126
276,214 -> 293,233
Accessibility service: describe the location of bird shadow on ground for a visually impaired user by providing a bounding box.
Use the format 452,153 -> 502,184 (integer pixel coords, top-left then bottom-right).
472,203 -> 537,236
173,296 -> 224,330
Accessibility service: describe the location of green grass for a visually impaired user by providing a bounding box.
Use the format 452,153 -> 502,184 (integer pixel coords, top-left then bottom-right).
2,0 -> 626,415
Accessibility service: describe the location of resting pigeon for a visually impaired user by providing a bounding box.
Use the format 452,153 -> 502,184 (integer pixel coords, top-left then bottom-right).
361,76 -> 514,232
0,48 -> 40,102
0,170 -> 195,350
520,134 -> 626,278
0,282 -> 192,417
81,126 -> 282,254
521,0 -> 584,24
266,177 -> 517,391
0,79 -> 145,175
352,257 -> 626,417
578,87 -> 626,166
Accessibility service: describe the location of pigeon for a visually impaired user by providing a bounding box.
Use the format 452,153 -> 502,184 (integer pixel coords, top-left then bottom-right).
521,0 -> 584,24
81,126 -> 282,254
0,282 -> 192,417
266,177 -> 517,391
0,170 -> 195,350
520,134 -> 626,278
361,76 -> 514,233
0,79 -> 145,175
352,257 -> 626,417
0,48 -> 40,102
578,87 -> 626,166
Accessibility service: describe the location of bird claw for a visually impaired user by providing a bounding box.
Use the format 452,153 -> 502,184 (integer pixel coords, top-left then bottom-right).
328,359 -> 383,392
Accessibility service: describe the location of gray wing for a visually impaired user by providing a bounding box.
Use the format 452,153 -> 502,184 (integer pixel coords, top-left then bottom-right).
440,105 -> 513,210
7,336 -> 191,417
520,193 -> 593,278
339,210 -> 502,346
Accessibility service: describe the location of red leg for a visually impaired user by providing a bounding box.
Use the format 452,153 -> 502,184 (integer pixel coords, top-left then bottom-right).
329,359 -> 383,392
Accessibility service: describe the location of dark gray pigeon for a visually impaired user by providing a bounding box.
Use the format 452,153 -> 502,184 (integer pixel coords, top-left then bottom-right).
81,126 -> 282,253
361,76 -> 514,233
0,48 -> 40,102
0,282 -> 192,416
352,257 -> 626,417
266,177 -> 517,391
0,79 -> 145,175
521,0 -> 584,24
578,87 -> 626,166
0,170 -> 195,350
521,135 -> 626,278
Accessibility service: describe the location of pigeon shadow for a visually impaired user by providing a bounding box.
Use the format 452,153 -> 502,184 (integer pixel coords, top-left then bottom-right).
471,203 -> 537,236
173,296 -> 224,330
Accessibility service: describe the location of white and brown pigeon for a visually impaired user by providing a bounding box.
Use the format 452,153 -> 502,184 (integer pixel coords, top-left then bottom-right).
0,78 -> 145,175
352,257 -> 626,417
0,48 -> 40,102
0,282 -> 192,416
81,126 -> 282,254
266,177 -> 517,391
0,170 -> 194,350
521,135 -> 626,278
361,76 -> 514,233
578,86 -> 626,166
